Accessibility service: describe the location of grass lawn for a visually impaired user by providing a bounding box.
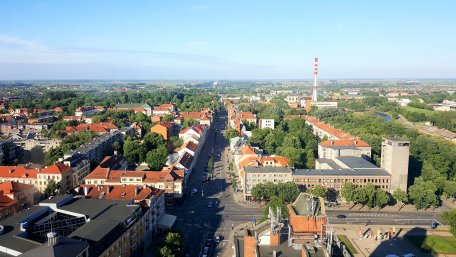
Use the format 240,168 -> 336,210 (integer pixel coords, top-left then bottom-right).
338,235 -> 358,255
401,106 -> 435,115
406,235 -> 456,254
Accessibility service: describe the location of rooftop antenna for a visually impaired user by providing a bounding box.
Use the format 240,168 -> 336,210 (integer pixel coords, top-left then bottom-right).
312,57 -> 319,102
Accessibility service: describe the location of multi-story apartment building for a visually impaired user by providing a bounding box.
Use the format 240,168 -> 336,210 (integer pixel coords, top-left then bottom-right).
0,162 -> 75,193
84,165 -> 185,202
63,129 -> 124,167
13,138 -> 62,152
75,184 -> 170,255
0,195 -> 154,257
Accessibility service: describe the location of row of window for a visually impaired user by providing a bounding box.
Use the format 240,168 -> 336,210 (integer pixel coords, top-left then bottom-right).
293,177 -> 390,184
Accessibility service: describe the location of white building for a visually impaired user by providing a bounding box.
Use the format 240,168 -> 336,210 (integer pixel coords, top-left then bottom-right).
259,119 -> 275,130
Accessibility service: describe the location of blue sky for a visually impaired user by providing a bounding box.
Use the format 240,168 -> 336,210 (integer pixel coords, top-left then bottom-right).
0,1 -> 455,80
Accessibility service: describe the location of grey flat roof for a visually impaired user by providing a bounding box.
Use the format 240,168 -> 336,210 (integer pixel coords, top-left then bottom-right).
384,137 -> 409,142
19,236 -> 89,257
293,168 -> 390,177
316,158 -> 340,169
0,206 -> 48,253
336,156 -> 378,169
244,166 -> 292,173
0,197 -> 140,256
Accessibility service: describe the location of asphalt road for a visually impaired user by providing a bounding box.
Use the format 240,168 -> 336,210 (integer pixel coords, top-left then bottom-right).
327,210 -> 439,226
167,109 -> 263,257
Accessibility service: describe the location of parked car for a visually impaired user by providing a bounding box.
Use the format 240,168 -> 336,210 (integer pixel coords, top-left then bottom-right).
208,202 -> 213,208
215,235 -> 221,243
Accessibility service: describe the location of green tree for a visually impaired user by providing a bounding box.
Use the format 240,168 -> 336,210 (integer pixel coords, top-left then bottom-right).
146,145 -> 168,170
112,141 -> 121,151
223,128 -> 240,139
123,139 -> 146,164
143,132 -> 165,150
364,183 -> 377,208
408,177 -> 439,209
164,232 -> 183,255
444,181 -> 456,201
306,149 -> 315,169
441,209 -> 456,237
163,114 -> 174,122
183,118 -> 197,128
375,188 -> 390,208
44,180 -> 60,197
159,246 -> 175,257
309,185 -> 328,200
277,146 -> 305,168
393,189 -> 409,209
30,146 -> 45,164
342,182 -> 356,203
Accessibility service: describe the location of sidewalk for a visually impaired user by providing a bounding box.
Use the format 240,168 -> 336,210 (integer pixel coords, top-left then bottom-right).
332,225 -> 453,257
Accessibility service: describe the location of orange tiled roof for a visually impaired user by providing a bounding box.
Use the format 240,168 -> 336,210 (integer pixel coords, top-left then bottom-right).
240,145 -> 256,155
260,156 -> 289,166
319,138 -> 370,147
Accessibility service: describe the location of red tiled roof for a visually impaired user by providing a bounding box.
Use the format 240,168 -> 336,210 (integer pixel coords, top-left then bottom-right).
0,166 -> 38,179
41,163 -> 71,174
79,184 -> 164,201
241,145 -> 256,155
0,181 -> 34,194
0,193 -> 16,208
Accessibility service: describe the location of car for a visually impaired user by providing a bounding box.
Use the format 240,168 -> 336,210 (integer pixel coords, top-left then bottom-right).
305,244 -> 315,253
403,254 -> 416,257
191,188 -> 198,193
208,202 -> 213,208
336,214 -> 346,219
215,235 -> 221,243
203,246 -> 209,254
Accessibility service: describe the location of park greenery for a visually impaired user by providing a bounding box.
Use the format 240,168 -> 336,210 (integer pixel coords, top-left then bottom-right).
123,132 -> 174,170
320,110 -> 456,209
249,117 -> 317,168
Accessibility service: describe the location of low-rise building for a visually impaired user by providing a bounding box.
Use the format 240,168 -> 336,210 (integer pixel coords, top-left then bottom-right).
66,122 -> 118,134
110,103 -> 153,116
150,121 -> 175,140
13,138 -> 61,152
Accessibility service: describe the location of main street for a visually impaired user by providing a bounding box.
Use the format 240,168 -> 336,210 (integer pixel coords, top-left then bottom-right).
167,108 -> 263,257
327,210 -> 438,226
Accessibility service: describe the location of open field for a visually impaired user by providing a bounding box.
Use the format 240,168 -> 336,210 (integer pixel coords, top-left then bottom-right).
401,106 -> 435,115
406,235 -> 456,254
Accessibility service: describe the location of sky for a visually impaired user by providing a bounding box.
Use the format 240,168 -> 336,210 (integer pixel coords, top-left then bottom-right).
0,0 -> 455,80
